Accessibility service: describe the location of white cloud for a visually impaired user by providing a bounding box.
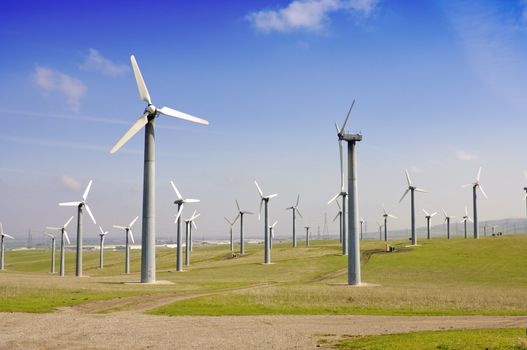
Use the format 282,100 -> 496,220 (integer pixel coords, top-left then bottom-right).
61,175 -> 81,190
247,0 -> 377,33
80,49 -> 129,77
33,66 -> 87,112
456,150 -> 476,161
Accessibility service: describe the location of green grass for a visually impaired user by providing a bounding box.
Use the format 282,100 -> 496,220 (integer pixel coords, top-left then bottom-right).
332,328 -> 527,349
2,235 -> 527,315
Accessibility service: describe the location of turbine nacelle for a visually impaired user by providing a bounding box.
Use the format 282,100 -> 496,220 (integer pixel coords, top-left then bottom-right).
146,104 -> 157,115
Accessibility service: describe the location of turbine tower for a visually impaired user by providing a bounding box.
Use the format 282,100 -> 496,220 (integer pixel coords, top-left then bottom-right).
224,216 -> 239,252
113,216 -> 139,274
45,232 -> 56,273
269,220 -> 278,250
332,201 -> 343,242
171,181 -> 199,272
46,216 -> 73,277
360,217 -> 365,240
255,181 -> 278,264
382,205 -> 398,241
110,55 -> 209,283
523,171 -> 527,217
0,223 -> 14,271
59,180 -> 97,277
305,226 -> 310,246
184,211 -> 200,266
286,195 -> 303,247
188,211 -> 200,253
460,206 -> 473,239
97,225 -> 108,269
399,169 -> 427,246
442,209 -> 455,240
422,209 -> 437,240
462,167 -> 487,239
376,221 -> 383,240
235,200 -> 253,255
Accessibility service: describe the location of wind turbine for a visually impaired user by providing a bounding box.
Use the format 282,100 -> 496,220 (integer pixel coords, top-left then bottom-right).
269,220 -> 278,250
171,181 -> 199,272
235,200 -> 253,255
332,201 -> 343,243
462,167 -> 487,239
184,211 -> 200,266
376,221 -> 383,240
442,209 -> 455,240
224,216 -> 239,252
255,181 -> 278,264
110,55 -> 209,284
360,217 -> 365,240
422,209 -> 437,240
286,195 -> 303,247
399,169 -> 427,246
491,225 -> 499,235
305,226 -> 311,246
46,216 -> 73,277
97,225 -> 109,269
382,205 -> 398,241
523,172 -> 527,217
460,206 -> 473,239
113,216 -> 139,274
59,179 -> 97,277
44,232 -> 56,273
0,223 -> 14,271
188,211 -> 200,252
331,100 -> 363,285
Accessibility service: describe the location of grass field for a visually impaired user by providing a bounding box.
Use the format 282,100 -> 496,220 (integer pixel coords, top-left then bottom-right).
1,235 -> 527,316
331,328 -> 527,349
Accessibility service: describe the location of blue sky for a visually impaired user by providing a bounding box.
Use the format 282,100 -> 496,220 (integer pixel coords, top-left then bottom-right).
1,0 -> 527,243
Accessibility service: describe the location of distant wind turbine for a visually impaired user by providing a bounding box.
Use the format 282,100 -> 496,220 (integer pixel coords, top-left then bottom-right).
442,209 -> 455,240
46,216 -> 73,277
399,169 -> 427,246
269,220 -> 278,250
376,221 -> 383,241
523,172 -> 527,217
59,180 -> 97,277
113,216 -> 139,274
224,216 -> 238,252
171,181 -> 199,272
462,167 -> 487,239
360,217 -> 365,240
460,206 -> 473,239
305,226 -> 311,246
0,223 -> 14,271
382,205 -> 398,241
235,200 -> 253,255
184,211 -> 200,266
44,232 -> 56,273
422,209 -> 437,240
255,181 -> 278,264
286,195 -> 302,247
332,201 -> 343,243
97,225 -> 109,269
110,55 -> 209,283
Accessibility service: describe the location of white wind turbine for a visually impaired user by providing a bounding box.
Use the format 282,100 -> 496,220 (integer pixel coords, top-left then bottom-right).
113,216 -> 139,274
522,171 -> 527,217
286,195 -> 302,247
360,217 -> 365,240
0,223 -> 14,271
460,206 -> 473,239
184,210 -> 200,266
110,55 -> 209,283
97,225 -> 109,269
171,181 -> 199,272
382,205 -> 398,241
305,226 -> 311,246
224,216 -> 239,252
269,220 -> 278,250
44,232 -> 57,273
422,209 -> 437,240
462,167 -> 487,239
235,200 -> 253,255
442,209 -> 455,240
255,181 -> 278,264
399,169 -> 427,246
376,221 -> 383,240
46,216 -> 73,277
59,180 -> 97,277
332,200 -> 343,243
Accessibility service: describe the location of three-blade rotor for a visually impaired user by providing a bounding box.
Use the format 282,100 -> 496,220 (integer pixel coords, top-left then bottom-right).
462,167 -> 487,199
59,180 -> 97,225
46,216 -> 74,244
171,181 -> 200,224
335,100 -> 355,192
0,223 -> 14,240
399,169 -> 428,203
254,181 -> 278,220
113,215 -> 139,244
286,194 -> 303,218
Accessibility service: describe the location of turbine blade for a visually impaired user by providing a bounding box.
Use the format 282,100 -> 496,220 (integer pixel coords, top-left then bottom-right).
98,225 -> 105,235
192,221 -> 197,230
462,183 -> 474,188
130,55 -> 151,104
332,212 -> 340,222
4,234 -> 14,239
233,213 -> 240,224
129,230 -> 135,244
46,226 -> 61,230
339,99 -> 355,135
524,171 -> 527,182
59,202 -> 81,207
465,206 -> 468,216
0,222 -> 3,235
271,220 -> 278,228
191,213 -> 201,221
170,181 -> 183,200
296,194 -> 300,207
422,208 -> 430,216
414,188 -> 427,193
244,211 -> 254,215
327,193 -> 340,205
64,231 -> 71,245
184,199 -> 200,203
258,199 -> 263,220
82,180 -> 93,201
468,217 -> 474,223
478,184 -> 488,199
388,214 -> 398,219
235,199 -> 241,212
113,225 -> 126,229
405,169 -> 412,187
254,181 -> 263,197
267,194 -> 278,199
399,189 -> 410,203
476,167 -> 482,182
64,216 -> 74,228
430,212 -> 437,217
84,204 -> 96,225
129,216 -> 139,228
442,208 -> 448,217
110,112 -> 149,154
158,106 -> 209,126
334,122 -> 340,134
296,208 -> 303,218
174,204 -> 184,224
224,217 -> 232,225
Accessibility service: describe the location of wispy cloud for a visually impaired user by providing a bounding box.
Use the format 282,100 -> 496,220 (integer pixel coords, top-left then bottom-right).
247,0 -> 377,33
456,150 -> 476,161
79,49 -> 129,77
33,66 -> 87,112
61,175 -> 81,190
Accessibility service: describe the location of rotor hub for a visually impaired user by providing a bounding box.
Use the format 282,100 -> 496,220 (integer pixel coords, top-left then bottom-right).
146,104 -> 157,115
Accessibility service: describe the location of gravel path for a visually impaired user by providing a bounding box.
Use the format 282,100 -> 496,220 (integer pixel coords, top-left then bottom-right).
1,309 -> 526,349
